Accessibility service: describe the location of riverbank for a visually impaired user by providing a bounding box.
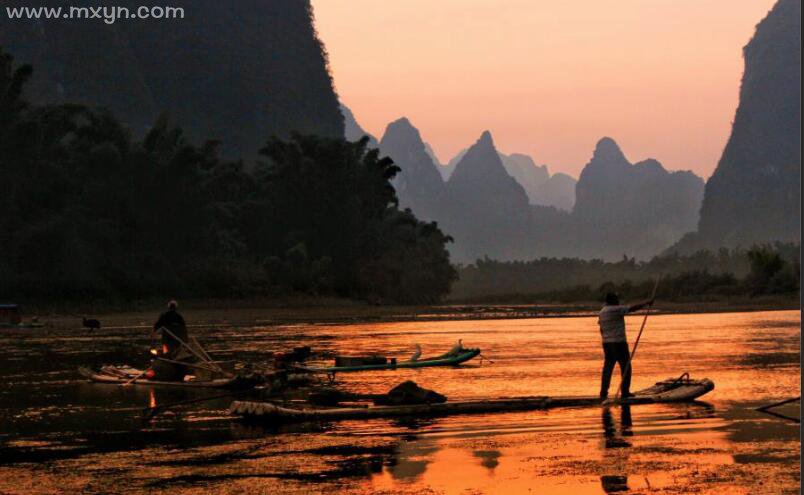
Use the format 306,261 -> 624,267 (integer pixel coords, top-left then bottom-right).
12,293 -> 800,328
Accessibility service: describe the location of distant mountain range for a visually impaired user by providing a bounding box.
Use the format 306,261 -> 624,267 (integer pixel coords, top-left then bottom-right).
571,138 -> 704,260
2,0 -> 793,268
438,146 -> 576,211
368,112 -> 705,261
441,131 -> 542,261
499,153 -> 549,199
343,0 -> 800,264
536,173 -> 577,213
671,0 -> 801,252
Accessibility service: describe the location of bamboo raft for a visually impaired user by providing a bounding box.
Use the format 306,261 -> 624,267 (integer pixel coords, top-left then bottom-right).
231,376 -> 714,421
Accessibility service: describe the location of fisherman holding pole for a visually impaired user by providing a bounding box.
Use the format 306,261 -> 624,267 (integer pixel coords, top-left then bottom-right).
598,283 -> 658,401
147,300 -> 191,380
153,300 -> 188,357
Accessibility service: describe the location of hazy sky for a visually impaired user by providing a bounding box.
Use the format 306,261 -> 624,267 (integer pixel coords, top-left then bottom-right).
311,0 -> 777,178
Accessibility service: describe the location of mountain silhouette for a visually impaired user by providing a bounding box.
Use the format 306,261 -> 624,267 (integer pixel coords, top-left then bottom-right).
572,138 -> 704,259
444,148 -> 575,210
672,0 -> 801,252
341,104 -> 378,148
442,131 -> 540,260
0,0 -> 344,158
383,125 -> 699,261
440,151 -> 462,180
535,173 -> 576,212
499,153 -> 549,199
423,142 -> 442,168
379,117 -> 446,221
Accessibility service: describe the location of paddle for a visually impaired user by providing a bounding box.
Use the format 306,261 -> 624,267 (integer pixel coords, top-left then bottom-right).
613,275 -> 661,401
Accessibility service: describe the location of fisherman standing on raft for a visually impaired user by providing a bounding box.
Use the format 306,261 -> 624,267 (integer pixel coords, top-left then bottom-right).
147,300 -> 191,380
598,293 -> 654,400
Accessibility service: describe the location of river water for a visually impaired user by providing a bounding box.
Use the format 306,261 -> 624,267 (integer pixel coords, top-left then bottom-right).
0,309 -> 799,494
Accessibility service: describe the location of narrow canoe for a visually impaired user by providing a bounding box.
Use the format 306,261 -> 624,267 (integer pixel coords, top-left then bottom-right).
230,376 -> 714,421
298,348 -> 481,373
78,366 -> 260,390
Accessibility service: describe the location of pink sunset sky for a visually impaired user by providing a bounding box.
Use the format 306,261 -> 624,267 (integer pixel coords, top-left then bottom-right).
311,0 -> 777,178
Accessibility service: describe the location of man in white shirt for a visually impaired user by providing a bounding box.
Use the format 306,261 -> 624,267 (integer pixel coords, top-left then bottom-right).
598,292 -> 654,400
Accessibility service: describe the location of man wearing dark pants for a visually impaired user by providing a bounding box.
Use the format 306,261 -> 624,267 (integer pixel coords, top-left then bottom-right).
598,293 -> 654,400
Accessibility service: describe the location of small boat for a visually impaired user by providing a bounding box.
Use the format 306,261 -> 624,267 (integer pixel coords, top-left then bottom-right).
608,374 -> 713,405
297,348 -> 481,373
79,365 -> 261,390
230,375 -> 714,421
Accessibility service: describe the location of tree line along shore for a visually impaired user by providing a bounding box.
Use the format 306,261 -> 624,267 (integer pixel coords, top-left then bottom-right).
1,48 -> 799,311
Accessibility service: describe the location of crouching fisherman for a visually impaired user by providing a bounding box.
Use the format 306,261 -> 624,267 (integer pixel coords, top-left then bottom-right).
147,300 -> 192,381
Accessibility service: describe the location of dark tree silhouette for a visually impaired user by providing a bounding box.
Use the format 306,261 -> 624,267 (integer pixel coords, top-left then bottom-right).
0,49 -> 457,303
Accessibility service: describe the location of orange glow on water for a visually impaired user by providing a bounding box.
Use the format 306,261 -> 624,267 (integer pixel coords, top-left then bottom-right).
0,309 -> 798,493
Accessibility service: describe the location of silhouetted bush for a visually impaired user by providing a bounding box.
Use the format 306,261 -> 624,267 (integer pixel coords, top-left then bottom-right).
452,244 -> 799,301
744,245 -> 801,295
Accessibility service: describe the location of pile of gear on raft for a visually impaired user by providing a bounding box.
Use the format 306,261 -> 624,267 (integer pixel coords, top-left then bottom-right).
80,300 -> 716,422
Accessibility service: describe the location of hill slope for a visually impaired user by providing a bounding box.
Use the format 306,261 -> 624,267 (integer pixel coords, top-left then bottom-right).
0,0 -> 344,157
674,0 -> 801,251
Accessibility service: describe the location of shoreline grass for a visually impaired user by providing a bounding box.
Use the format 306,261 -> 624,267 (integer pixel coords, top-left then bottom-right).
10,293 -> 800,329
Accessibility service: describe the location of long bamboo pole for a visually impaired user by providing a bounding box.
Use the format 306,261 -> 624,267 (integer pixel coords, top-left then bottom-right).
159,326 -> 225,373
614,275 -> 661,400
190,336 -> 214,362
154,356 -> 224,374
757,396 -> 800,412
122,368 -> 151,386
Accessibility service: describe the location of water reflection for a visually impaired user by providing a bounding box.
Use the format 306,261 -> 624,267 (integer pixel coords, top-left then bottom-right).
386,438 -> 438,481
473,449 -> 501,470
0,310 -> 799,494
600,475 -> 629,493
601,405 -> 633,493
389,416 -> 439,430
602,405 -> 633,447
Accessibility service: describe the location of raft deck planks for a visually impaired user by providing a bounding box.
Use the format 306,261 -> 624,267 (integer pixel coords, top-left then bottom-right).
230,377 -> 714,421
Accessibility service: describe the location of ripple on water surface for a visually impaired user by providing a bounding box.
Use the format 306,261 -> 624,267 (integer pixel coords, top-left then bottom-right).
0,309 -> 799,494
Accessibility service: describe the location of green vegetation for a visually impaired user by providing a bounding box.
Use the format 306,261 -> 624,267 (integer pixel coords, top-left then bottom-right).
452,244 -> 800,302
1,45 -> 796,309
0,50 -> 456,304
